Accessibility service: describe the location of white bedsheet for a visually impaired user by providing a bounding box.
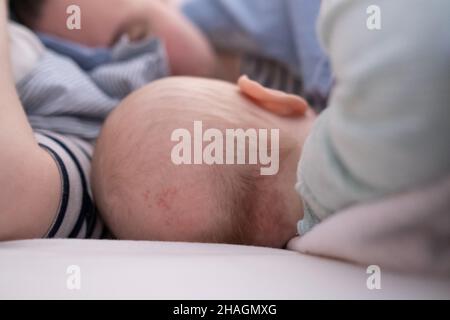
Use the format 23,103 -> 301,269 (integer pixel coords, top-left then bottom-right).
289,175 -> 450,277
1,239 -> 449,299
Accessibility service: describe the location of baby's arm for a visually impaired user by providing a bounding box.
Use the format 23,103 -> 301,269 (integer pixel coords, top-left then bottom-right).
0,0 -> 61,240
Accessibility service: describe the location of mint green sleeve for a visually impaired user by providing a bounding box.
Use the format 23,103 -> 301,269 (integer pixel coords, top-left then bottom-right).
297,0 -> 450,234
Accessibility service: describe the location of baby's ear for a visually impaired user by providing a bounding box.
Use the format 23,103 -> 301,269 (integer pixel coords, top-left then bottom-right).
238,75 -> 309,117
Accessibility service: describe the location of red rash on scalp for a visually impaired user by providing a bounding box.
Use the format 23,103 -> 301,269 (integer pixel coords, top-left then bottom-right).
155,187 -> 178,211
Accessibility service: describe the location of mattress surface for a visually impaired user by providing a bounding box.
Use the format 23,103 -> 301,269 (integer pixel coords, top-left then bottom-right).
0,240 -> 449,299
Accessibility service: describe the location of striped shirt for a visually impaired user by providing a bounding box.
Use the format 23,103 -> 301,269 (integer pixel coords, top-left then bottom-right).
241,55 -> 303,94
35,131 -> 107,239
18,37 -> 169,140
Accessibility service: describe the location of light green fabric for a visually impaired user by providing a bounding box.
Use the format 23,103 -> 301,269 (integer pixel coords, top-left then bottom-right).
298,0 -> 450,234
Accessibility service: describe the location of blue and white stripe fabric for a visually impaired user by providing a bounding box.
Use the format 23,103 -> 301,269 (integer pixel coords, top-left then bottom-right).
36,131 -> 107,239
38,33 -> 112,71
241,55 -> 303,96
17,36 -> 169,140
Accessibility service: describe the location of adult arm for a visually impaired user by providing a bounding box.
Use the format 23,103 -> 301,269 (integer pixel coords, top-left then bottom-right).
297,0 -> 450,233
0,0 -> 61,240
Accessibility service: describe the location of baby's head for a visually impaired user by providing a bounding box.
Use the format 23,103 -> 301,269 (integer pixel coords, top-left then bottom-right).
92,77 -> 314,248
10,0 -> 216,77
